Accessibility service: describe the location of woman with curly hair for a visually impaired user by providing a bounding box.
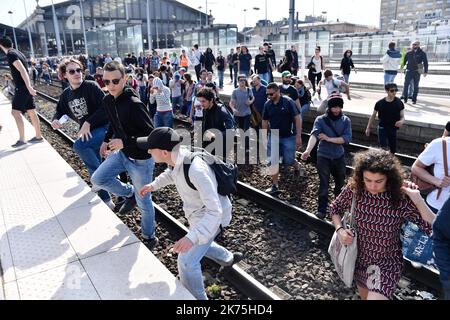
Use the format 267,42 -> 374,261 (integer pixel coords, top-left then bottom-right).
329,148 -> 435,300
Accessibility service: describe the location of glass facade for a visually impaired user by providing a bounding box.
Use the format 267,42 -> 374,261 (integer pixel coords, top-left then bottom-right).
174,25 -> 238,49
86,22 -> 143,57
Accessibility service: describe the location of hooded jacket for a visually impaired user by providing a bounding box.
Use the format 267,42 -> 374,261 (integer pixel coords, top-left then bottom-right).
381,49 -> 402,73
149,77 -> 172,112
103,87 -> 154,160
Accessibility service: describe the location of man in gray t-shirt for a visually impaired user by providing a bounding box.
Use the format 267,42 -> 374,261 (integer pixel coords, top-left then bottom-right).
230,75 -> 255,131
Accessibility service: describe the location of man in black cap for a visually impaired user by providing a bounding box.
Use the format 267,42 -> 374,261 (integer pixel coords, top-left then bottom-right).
444,121 -> 450,137
301,93 -> 352,219
137,127 -> 243,300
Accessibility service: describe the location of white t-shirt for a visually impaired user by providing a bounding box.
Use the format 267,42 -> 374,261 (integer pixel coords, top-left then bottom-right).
193,97 -> 203,118
418,137 -> 450,210
324,78 -> 343,97
312,56 -> 322,74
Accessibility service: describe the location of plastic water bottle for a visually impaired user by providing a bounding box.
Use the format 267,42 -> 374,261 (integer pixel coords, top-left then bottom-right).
58,114 -> 69,125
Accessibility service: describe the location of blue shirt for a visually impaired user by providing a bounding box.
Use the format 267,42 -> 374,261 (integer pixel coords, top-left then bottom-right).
252,85 -> 267,115
262,96 -> 299,138
239,53 -> 252,72
311,115 -> 352,160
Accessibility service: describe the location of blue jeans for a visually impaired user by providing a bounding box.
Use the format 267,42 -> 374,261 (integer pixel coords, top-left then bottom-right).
343,74 -> 350,83
433,197 -> 450,299
300,103 -> 311,121
154,111 -> 173,128
268,134 -> 297,166
183,101 -> 192,116
218,70 -> 224,88
258,72 -> 270,84
178,230 -> 233,300
384,72 -> 397,85
378,126 -> 398,154
91,151 -> 156,239
233,65 -> 239,88
172,96 -> 182,112
139,86 -> 147,104
73,125 -> 110,202
402,70 -> 421,101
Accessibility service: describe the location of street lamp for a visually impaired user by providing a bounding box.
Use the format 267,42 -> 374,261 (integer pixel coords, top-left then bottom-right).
7,11 -> 19,50
51,0 -> 62,57
80,0 -> 88,56
22,0 -> 35,58
155,16 -> 159,49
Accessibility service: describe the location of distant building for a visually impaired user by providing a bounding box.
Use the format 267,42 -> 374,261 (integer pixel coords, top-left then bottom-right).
17,0 -> 211,57
380,0 -> 450,31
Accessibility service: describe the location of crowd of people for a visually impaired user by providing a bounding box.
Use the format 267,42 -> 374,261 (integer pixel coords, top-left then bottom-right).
1,34 -> 449,301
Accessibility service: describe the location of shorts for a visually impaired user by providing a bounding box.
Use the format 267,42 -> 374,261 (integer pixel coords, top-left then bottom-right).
267,134 -> 296,166
12,86 -> 35,113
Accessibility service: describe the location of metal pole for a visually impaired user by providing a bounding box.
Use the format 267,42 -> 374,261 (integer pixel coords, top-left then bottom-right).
205,0 -> 208,27
156,18 -> 159,49
288,0 -> 295,42
22,0 -> 35,58
125,0 -> 130,21
146,0 -> 153,51
51,0 -> 62,56
8,12 -> 19,50
265,0 -> 268,38
79,0 -> 88,56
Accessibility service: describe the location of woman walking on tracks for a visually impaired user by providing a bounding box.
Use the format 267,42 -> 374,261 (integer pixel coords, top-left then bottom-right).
329,149 -> 435,300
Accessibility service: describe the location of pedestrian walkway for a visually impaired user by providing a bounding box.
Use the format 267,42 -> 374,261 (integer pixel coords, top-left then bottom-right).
0,93 -> 194,300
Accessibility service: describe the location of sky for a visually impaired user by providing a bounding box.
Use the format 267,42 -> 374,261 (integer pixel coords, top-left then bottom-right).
2,0 -> 382,30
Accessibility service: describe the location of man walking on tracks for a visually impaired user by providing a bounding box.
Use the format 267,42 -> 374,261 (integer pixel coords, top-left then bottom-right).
138,127 -> 243,300
51,58 -> 113,209
0,36 -> 42,148
91,61 -> 158,249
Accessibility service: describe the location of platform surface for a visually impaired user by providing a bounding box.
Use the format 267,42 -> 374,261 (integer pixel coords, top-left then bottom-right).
0,93 -> 194,300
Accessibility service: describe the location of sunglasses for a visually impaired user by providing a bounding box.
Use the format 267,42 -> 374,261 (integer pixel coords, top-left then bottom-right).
68,68 -> 82,75
266,92 -> 275,97
104,79 -> 122,85
388,89 -> 398,92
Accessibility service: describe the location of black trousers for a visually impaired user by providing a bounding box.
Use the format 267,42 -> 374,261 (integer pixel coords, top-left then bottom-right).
317,156 -> 346,214
308,72 -> 322,92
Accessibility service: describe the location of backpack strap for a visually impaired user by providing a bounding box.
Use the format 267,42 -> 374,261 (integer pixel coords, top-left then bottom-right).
322,115 -> 342,138
436,139 -> 448,200
183,154 -> 200,191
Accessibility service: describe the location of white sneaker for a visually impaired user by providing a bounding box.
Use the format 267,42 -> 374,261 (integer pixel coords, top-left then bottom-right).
105,200 -> 115,211
411,261 -> 423,269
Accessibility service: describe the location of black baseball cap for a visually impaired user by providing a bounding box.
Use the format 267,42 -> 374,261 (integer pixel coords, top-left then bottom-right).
137,127 -> 181,151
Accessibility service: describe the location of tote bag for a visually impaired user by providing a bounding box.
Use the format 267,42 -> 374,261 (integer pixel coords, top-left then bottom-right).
328,194 -> 358,288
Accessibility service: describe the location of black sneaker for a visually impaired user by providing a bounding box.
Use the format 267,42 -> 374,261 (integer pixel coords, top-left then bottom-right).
412,100 -> 417,105
316,212 -> 327,220
265,185 -> 280,195
219,252 -> 244,272
11,140 -> 27,148
142,236 -> 159,250
28,137 -> 44,143
118,194 -> 137,215
403,97 -> 408,104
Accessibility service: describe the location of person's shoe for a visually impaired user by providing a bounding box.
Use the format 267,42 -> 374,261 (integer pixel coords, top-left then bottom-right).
118,195 -> 137,215
316,212 -> 327,220
142,236 -> 159,250
403,97 -> 408,103
104,199 -> 116,210
400,96 -> 405,100
11,140 -> 27,148
265,185 -> 279,195
219,252 -> 244,272
412,100 -> 417,105
28,136 -> 44,143
408,96 -> 413,100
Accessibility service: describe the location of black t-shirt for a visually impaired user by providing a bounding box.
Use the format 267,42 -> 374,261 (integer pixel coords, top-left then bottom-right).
254,54 -> 270,74
232,53 -> 240,65
262,96 -> 300,137
7,48 -> 29,87
54,80 -> 108,129
374,97 -> 405,128
280,85 -> 299,103
265,49 -> 276,66
239,53 -> 252,71
217,56 -> 225,71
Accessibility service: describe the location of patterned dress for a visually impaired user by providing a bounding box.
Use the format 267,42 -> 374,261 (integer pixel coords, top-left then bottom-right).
329,185 -> 432,299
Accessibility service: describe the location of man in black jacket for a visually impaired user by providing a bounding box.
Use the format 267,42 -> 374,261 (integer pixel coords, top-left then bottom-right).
51,58 -> 113,208
402,41 -> 428,104
91,61 -> 158,248
196,88 -> 235,160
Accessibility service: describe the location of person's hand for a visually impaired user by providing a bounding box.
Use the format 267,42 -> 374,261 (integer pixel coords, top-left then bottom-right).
100,142 -> 109,158
435,176 -> 450,189
173,236 -> 194,254
188,117 -> 193,124
395,120 -> 404,128
108,139 -> 124,152
296,134 -> 302,149
51,120 -> 62,130
300,150 -> 310,161
204,130 -> 216,142
318,133 -> 329,142
338,228 -> 354,246
139,184 -> 154,197
246,100 -> 252,106
77,122 -> 92,142
402,184 -> 423,203
365,127 -> 371,137
423,73 -> 427,78
28,86 -> 37,96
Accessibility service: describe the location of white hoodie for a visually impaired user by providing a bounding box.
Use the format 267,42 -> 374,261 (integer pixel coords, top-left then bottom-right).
149,147 -> 232,245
